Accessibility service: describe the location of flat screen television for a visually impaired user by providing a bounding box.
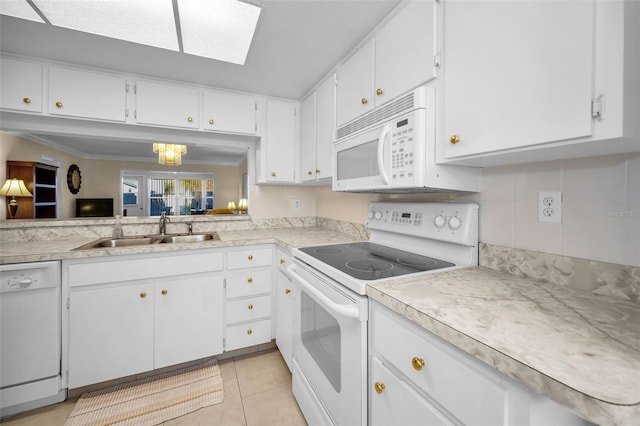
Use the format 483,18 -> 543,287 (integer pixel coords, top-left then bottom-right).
76,198 -> 114,217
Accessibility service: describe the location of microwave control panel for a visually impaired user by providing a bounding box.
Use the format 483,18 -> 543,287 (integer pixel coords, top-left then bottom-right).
390,115 -> 416,182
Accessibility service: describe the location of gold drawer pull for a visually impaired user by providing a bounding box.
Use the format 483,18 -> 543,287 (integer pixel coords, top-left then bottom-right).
247,277 -> 253,283
55,101 -> 63,108
209,119 -> 214,125
247,329 -> 253,335
412,357 -> 425,371
248,255 -> 253,260
161,289 -> 168,295
361,97 -> 368,105
280,258 -> 285,265
285,288 -> 291,295
140,292 -> 147,298
187,116 -> 193,123
315,169 -> 320,173
308,170 -> 313,175
248,304 -> 254,310
374,382 -> 385,394
23,97 -> 31,104
450,134 -> 461,144
271,171 -> 276,177
376,88 -> 384,96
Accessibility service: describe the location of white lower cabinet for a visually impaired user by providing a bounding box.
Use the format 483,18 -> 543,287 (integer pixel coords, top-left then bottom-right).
224,246 -> 273,352
64,251 -> 224,389
274,248 -> 294,371
370,302 -> 591,426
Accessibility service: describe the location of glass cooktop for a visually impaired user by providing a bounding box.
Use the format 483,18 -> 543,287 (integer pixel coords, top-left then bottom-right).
299,242 -> 455,281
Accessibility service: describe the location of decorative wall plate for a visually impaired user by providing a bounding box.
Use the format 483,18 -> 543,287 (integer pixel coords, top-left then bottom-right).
67,164 -> 81,194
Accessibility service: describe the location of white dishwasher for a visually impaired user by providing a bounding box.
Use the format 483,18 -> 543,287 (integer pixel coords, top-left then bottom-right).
0,261 -> 66,418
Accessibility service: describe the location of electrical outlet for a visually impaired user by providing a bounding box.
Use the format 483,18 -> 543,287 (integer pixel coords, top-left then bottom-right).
538,191 -> 562,223
293,199 -> 300,210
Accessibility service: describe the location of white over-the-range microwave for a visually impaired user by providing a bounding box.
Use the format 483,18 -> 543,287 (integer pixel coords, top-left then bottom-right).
333,86 -> 481,193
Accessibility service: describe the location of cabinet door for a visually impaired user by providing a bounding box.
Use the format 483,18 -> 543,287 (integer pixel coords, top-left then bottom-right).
135,80 -> 199,129
375,0 -> 437,105
336,38 -> 374,127
154,275 -> 224,369
69,284 -> 154,388
443,1 -> 594,158
0,58 -> 42,113
315,75 -> 335,180
203,91 -> 255,134
49,66 -> 126,122
275,266 -> 294,371
264,99 -> 296,182
370,357 -> 454,426
299,92 -> 317,182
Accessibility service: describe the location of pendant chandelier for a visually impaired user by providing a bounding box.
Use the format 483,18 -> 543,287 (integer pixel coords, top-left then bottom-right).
153,143 -> 187,166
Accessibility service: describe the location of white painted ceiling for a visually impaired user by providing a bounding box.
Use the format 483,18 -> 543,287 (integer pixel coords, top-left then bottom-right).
0,1 -> 402,165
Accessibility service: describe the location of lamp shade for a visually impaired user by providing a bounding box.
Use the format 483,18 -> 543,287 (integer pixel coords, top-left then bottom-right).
238,198 -> 248,211
227,201 -> 237,210
0,178 -> 33,197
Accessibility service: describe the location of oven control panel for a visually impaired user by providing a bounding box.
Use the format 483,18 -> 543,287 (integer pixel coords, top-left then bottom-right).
366,202 -> 478,245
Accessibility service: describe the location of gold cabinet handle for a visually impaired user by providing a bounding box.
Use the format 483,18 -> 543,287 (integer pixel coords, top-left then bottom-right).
23,97 -> 31,104
248,255 -> 253,260
315,169 -> 320,174
209,119 -> 214,125
271,172 -> 276,177
248,304 -> 254,310
450,135 -> 461,144
361,97 -> 368,105
161,289 -> 168,295
376,88 -> 384,96
187,116 -> 193,123
247,329 -> 253,335
140,292 -> 147,298
247,277 -> 253,283
412,357 -> 425,371
55,101 -> 63,108
307,170 -> 313,175
374,382 -> 385,394
285,288 -> 291,295
279,258 -> 285,264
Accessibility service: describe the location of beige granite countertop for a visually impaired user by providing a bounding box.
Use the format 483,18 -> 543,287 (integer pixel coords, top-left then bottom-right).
0,226 -> 363,264
368,267 -> 640,425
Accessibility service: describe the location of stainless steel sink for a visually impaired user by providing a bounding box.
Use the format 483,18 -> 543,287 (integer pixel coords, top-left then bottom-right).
74,232 -> 219,250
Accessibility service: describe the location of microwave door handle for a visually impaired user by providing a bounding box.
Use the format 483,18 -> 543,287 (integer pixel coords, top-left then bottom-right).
377,124 -> 390,184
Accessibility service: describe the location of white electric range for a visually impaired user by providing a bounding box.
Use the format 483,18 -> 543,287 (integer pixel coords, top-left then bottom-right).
288,201 -> 479,426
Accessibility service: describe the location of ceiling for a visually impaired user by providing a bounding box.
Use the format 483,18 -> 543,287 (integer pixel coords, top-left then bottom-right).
0,1 -> 402,166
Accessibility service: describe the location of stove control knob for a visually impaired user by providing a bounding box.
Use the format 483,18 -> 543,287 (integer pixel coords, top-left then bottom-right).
374,211 -> 383,220
434,215 -> 446,228
368,211 -> 375,220
448,215 -> 462,230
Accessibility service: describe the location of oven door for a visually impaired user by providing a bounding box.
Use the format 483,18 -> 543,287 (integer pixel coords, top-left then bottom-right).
288,261 -> 368,426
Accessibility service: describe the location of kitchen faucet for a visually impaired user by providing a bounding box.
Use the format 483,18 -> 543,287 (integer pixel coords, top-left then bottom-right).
159,212 -> 170,236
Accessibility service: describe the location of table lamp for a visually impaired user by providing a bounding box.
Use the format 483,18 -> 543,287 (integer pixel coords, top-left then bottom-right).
0,178 -> 33,219
238,198 -> 248,214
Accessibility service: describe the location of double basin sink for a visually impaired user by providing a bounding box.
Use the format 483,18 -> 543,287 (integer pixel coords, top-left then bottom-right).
74,232 -> 219,250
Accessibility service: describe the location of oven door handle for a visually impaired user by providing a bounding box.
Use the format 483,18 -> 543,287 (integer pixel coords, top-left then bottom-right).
288,265 -> 361,319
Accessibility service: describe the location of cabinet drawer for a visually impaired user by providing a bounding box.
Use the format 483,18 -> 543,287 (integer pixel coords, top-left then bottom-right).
226,247 -> 272,269
371,357 -> 453,426
226,295 -> 271,324
226,319 -> 271,352
373,304 -> 508,426
226,269 -> 272,298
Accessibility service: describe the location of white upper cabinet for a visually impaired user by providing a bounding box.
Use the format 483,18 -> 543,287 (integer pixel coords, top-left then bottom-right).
0,58 -> 43,113
300,75 -> 335,182
135,80 -> 199,129
336,0 -> 438,127
260,99 -> 297,183
202,91 -> 256,134
439,0 -> 639,166
48,66 -> 127,122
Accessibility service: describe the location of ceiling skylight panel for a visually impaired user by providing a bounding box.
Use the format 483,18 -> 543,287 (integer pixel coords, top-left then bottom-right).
30,0 -> 179,51
0,0 -> 45,23
178,0 -> 261,65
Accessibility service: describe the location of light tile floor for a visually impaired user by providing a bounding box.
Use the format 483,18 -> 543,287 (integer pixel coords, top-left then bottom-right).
1,349 -> 307,426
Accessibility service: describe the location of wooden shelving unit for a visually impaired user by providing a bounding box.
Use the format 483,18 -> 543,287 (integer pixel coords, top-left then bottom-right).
6,161 -> 59,219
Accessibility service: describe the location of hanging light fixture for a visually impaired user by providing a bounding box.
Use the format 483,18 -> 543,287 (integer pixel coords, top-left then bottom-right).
153,143 -> 187,166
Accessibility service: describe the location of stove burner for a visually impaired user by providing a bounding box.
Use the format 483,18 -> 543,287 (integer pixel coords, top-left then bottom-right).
397,256 -> 440,268
314,246 -> 346,255
346,259 -> 394,273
